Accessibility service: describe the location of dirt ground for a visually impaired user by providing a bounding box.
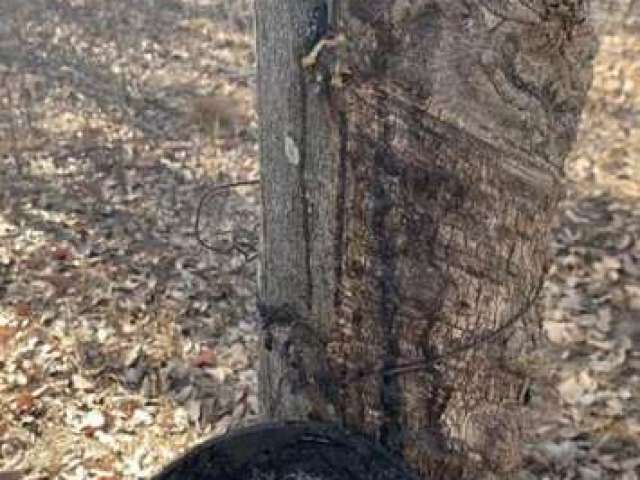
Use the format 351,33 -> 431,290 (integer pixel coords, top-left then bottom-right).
0,1 -> 638,479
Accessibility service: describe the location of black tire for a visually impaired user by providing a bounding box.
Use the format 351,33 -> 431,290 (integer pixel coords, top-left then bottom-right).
151,421 -> 424,480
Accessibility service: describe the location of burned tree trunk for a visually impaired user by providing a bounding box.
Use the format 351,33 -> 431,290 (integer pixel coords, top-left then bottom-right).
256,0 -> 596,476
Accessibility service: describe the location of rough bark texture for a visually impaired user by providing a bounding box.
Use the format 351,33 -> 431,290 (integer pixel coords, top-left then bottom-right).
256,1 -> 596,477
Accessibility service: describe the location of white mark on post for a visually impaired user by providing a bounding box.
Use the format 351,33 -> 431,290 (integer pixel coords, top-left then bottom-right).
285,135 -> 300,166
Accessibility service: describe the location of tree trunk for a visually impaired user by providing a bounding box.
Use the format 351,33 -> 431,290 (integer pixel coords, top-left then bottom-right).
256,1 -> 596,477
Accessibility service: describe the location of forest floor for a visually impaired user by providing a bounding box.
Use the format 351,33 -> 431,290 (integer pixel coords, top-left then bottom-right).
0,1 -> 262,478
0,1 -> 638,479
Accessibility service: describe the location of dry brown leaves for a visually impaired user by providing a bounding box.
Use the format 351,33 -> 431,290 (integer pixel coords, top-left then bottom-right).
0,0 -> 260,478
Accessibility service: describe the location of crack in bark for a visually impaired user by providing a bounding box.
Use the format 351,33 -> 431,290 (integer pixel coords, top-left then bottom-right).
299,71 -> 314,313
334,109 -> 349,308
371,93 -> 404,453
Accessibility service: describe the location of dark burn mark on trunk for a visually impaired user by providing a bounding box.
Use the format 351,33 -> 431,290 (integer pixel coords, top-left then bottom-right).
334,109 -> 348,308
370,95 -> 404,452
299,64 -> 314,312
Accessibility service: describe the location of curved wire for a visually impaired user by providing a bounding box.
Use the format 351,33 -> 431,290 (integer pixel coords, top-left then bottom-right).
194,179 -> 260,254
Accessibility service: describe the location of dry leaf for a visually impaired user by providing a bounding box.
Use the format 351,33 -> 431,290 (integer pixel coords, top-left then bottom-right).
558,370 -> 598,405
544,321 -> 584,345
52,246 -> 72,261
15,390 -> 35,414
0,326 -> 16,351
72,374 -> 95,391
191,348 -> 217,368
131,408 -> 154,427
121,399 -> 142,419
14,303 -> 31,318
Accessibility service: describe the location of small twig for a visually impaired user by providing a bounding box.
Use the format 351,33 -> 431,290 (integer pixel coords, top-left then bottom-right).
302,34 -> 347,69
